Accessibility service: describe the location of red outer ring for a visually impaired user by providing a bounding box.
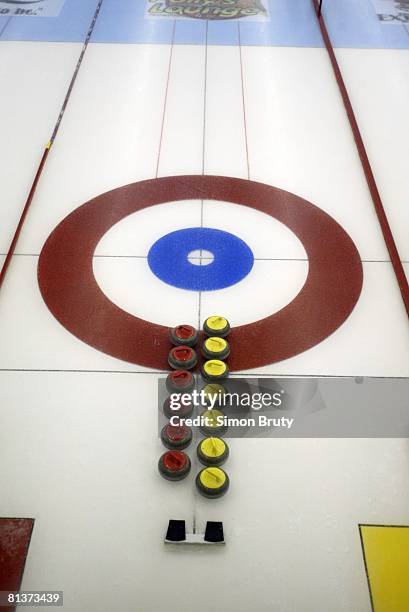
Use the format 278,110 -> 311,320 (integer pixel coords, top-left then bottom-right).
38,175 -> 363,371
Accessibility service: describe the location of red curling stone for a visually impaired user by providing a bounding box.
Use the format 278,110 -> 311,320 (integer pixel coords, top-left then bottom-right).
165,370 -> 195,393
161,423 -> 193,450
168,346 -> 197,370
163,396 -> 194,419
158,450 -> 191,481
169,324 -> 199,347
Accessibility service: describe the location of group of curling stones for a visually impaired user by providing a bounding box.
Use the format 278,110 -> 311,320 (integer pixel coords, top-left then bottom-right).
158,316 -> 231,499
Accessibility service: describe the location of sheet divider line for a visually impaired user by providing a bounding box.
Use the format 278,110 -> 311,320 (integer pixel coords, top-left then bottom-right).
0,146 -> 50,291
0,16 -> 12,39
312,0 -> 409,318
0,0 -> 105,293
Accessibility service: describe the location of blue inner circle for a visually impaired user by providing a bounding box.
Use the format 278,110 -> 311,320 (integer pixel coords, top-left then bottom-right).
147,227 -> 254,291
